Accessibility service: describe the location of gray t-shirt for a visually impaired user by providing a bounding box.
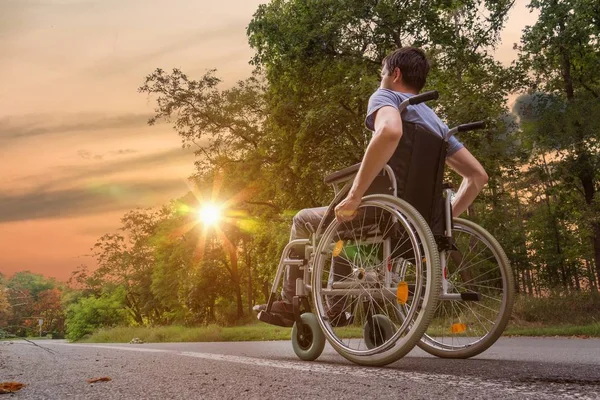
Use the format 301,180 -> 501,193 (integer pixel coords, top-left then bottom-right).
365,88 -> 464,156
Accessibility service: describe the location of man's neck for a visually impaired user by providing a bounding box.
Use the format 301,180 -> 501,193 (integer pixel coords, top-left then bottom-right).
382,83 -> 418,94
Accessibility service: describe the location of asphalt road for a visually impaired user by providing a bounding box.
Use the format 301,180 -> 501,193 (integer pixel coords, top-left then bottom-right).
1,337 -> 599,399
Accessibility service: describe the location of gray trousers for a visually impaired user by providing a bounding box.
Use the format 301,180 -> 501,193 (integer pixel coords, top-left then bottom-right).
281,207 -> 327,302
282,206 -> 352,312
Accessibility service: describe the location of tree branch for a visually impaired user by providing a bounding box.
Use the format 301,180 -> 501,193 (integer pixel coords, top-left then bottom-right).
244,201 -> 281,212
578,78 -> 599,98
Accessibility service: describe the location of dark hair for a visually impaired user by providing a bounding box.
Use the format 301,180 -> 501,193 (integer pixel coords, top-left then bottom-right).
382,47 -> 430,91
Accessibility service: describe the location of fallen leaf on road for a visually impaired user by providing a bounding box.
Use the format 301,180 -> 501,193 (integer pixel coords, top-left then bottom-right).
87,377 -> 112,384
0,382 -> 26,394
573,335 -> 590,339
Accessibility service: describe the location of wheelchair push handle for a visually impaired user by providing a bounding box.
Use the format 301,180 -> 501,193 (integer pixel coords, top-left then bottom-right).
457,121 -> 486,132
408,90 -> 439,105
446,120 -> 486,141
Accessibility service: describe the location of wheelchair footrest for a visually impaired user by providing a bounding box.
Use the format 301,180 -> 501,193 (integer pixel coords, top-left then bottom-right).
257,311 -> 294,328
460,292 -> 481,301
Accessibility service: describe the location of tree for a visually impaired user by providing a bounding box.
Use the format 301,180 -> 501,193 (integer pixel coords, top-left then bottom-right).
4,272 -> 60,335
90,208 -> 169,325
149,203 -> 232,324
518,0 -> 600,287
34,288 -> 65,335
138,69 -> 268,177
7,271 -> 57,298
0,285 -> 11,328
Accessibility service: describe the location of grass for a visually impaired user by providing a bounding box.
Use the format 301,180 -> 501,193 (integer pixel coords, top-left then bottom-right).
80,293 -> 600,343
81,323 -> 292,343
81,321 -> 600,344
511,291 -> 600,326
0,336 -> 55,341
505,322 -> 600,337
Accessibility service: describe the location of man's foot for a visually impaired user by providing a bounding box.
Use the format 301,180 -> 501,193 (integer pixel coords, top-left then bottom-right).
253,300 -> 295,321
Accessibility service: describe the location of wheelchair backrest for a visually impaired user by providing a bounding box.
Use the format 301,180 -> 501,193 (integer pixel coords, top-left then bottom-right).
320,121 -> 448,239
387,121 -> 447,236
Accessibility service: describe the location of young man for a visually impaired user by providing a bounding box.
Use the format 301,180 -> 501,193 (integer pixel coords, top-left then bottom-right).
258,47 -> 488,320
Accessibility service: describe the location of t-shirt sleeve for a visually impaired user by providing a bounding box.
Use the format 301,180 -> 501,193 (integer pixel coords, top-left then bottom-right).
364,89 -> 400,131
447,135 -> 464,157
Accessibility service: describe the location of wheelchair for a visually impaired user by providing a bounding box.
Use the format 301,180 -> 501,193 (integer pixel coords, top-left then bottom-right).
257,91 -> 515,366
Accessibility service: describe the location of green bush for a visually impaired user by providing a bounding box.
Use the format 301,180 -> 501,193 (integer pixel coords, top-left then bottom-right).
0,329 -> 16,339
213,297 -> 240,326
65,287 -> 130,341
50,331 -> 65,339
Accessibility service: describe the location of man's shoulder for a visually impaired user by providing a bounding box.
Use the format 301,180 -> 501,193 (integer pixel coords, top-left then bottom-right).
370,88 -> 402,100
368,89 -> 407,110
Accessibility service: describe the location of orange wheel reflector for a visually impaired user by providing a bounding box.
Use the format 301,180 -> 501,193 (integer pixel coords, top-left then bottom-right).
333,241 -> 344,257
451,323 -> 467,334
396,281 -> 409,304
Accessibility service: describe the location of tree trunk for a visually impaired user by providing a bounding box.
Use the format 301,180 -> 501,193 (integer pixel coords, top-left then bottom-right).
541,154 -> 565,288
224,239 -> 244,319
592,222 -> 600,290
557,15 -> 575,101
514,188 -> 533,294
245,240 -> 253,315
586,259 -> 598,292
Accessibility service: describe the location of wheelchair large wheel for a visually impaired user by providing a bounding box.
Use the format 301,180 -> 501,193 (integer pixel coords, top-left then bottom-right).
418,218 -> 515,358
312,194 -> 441,367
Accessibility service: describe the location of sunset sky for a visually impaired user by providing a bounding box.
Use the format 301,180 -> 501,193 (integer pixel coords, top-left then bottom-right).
0,0 -> 538,282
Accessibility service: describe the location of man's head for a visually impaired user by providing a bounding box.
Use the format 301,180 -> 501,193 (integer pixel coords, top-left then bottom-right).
380,47 -> 430,93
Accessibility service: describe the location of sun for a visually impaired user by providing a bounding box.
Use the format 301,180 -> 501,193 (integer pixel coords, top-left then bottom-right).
197,203 -> 222,226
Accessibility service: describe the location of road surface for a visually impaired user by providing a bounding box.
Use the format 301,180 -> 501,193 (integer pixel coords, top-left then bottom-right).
1,337 -> 599,399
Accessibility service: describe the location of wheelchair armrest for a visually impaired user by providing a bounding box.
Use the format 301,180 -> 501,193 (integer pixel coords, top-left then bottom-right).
324,163 -> 361,185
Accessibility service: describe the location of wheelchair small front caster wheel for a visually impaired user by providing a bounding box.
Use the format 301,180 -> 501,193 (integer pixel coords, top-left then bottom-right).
364,314 -> 397,350
291,312 -> 325,361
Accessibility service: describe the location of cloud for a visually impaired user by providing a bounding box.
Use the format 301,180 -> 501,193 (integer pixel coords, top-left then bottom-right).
76,148 -> 138,160
0,178 -> 190,223
77,150 -> 103,160
0,113 -> 153,141
11,146 -> 196,194
63,147 -> 194,181
86,21 -> 249,77
0,0 -> 31,39
109,149 -> 138,156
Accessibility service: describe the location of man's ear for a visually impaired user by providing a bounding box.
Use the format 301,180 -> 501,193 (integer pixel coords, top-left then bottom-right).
393,67 -> 402,83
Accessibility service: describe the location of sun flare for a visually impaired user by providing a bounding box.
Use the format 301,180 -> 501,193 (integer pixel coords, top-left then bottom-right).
197,203 -> 221,226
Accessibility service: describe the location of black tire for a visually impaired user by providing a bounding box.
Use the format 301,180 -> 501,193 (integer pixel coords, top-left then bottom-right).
291,313 -> 326,361
364,314 -> 397,350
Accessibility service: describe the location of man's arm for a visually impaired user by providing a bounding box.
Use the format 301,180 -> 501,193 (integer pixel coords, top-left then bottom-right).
335,106 -> 403,221
445,147 -> 488,217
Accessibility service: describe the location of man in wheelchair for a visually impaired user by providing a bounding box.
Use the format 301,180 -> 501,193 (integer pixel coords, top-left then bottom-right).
255,47 -> 489,322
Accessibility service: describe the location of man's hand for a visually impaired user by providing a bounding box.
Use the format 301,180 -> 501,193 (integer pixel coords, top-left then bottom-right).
334,195 -> 361,223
